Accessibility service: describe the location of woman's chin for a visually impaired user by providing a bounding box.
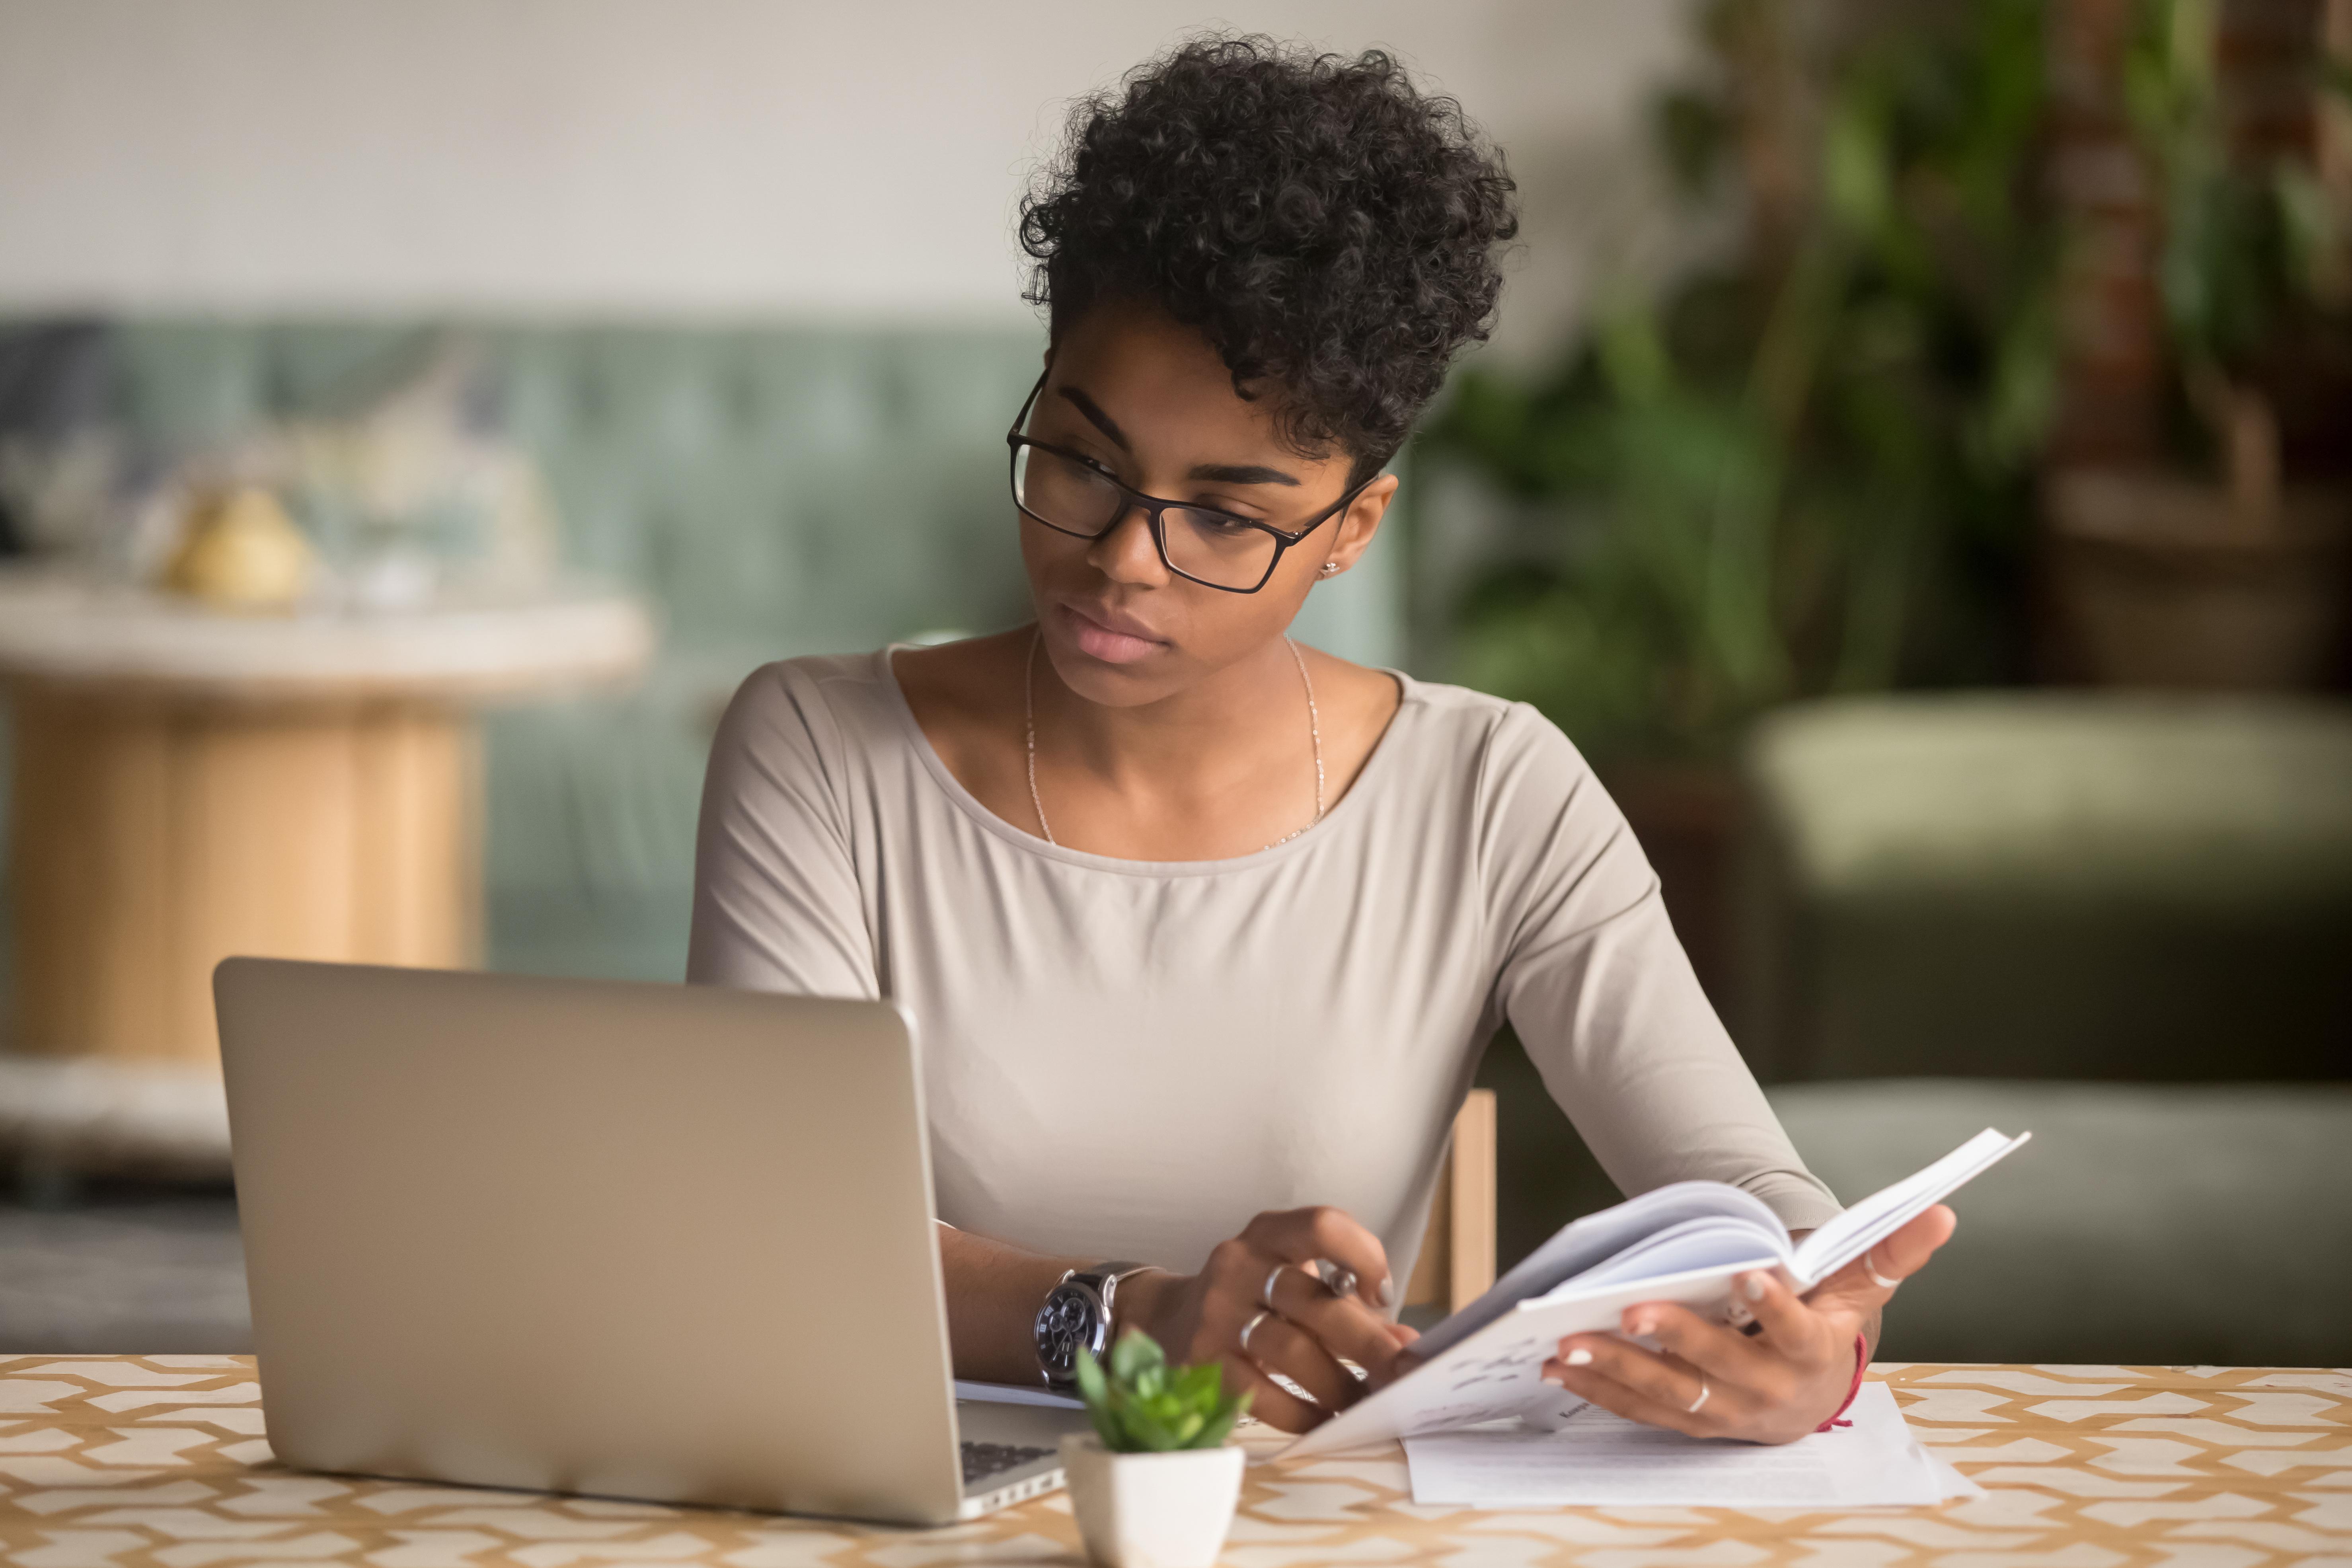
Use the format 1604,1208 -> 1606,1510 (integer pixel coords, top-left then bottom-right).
1041,633 -> 1186,705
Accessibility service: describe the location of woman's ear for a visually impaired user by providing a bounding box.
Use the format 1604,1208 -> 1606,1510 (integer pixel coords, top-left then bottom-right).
1318,473 -> 1400,578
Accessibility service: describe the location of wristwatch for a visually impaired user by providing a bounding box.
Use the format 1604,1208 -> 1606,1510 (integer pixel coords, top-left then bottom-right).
1035,1261 -> 1152,1390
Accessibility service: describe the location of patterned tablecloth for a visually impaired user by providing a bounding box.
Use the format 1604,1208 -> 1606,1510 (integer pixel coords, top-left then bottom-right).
1,1358 -> 2344,1567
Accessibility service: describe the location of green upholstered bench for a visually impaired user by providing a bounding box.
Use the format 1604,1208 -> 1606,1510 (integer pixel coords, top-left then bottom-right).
1738,694 -> 2351,1365
1769,1079 -> 2352,1366
0,319 -> 1405,990
1737,693 -> 2352,1083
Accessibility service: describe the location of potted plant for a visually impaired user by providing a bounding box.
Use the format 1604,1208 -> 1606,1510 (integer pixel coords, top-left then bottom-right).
2045,0 -> 2352,688
1061,1331 -> 1251,1568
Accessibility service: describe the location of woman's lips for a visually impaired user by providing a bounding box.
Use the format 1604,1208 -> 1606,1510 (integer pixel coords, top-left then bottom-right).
1059,601 -> 1165,664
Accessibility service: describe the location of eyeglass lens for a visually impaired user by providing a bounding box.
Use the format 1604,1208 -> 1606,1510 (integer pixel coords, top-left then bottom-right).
1013,444 -> 1278,590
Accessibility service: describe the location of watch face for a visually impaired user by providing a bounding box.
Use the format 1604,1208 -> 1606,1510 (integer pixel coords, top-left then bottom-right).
1036,1282 -> 1107,1381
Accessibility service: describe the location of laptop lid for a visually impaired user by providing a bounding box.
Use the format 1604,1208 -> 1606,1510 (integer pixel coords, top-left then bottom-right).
216,958 -> 967,1525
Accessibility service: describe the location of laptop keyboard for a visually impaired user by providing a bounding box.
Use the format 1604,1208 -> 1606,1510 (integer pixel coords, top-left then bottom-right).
962,1441 -> 1055,1486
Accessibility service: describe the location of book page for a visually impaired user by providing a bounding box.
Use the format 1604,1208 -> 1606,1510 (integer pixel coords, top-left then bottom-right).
1792,1129 -> 2031,1286
1537,1216 -> 1791,1299
1408,1180 -> 1787,1362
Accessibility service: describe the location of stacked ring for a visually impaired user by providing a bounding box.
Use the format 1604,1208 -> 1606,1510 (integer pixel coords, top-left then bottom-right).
1240,1309 -> 1271,1355
1260,1264 -> 1288,1309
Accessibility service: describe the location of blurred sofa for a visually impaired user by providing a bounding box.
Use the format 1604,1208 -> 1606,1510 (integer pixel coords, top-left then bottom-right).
1742,694 -> 2352,1364
0,318 -> 1404,993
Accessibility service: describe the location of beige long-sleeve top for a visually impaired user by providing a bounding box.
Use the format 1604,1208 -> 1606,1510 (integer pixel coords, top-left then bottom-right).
688,649 -> 1838,1286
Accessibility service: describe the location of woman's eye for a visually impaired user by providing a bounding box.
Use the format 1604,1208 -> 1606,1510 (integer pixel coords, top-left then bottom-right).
1187,510 -> 1256,534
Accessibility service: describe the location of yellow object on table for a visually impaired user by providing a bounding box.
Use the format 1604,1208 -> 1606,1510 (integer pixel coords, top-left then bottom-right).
161,485 -> 317,611
0,1360 -> 2342,1566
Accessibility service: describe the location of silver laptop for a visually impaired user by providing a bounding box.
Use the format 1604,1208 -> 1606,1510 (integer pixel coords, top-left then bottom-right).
214,958 -> 1087,1525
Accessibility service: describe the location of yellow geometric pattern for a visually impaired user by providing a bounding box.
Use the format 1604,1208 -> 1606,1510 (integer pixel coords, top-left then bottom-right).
2,1358 -> 2345,1566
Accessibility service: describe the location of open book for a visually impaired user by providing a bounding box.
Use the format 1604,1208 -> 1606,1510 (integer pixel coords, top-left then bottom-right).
1282,1127 -> 2030,1460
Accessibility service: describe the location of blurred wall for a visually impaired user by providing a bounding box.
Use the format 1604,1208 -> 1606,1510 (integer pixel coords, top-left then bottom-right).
0,0 -> 1692,355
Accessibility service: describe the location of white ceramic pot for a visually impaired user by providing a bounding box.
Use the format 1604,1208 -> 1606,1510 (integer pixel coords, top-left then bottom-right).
1060,1433 -> 1246,1568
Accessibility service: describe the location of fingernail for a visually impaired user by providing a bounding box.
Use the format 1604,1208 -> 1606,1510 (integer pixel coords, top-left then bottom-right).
1378,1276 -> 1397,1309
1631,1316 -> 1654,1336
1743,1273 -> 1768,1302
1565,1348 -> 1593,1367
1541,1371 -> 1564,1387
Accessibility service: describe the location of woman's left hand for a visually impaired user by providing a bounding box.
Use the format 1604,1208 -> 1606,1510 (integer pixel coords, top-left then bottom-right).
1538,1204 -> 1957,1444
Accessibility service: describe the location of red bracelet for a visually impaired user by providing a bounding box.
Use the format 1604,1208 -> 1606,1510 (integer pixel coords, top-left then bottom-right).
1816,1332 -> 1869,1432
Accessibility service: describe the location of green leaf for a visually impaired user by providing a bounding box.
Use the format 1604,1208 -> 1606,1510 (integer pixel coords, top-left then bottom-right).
1074,1329 -> 1247,1453
1074,1349 -> 1122,1449
1109,1329 -> 1164,1385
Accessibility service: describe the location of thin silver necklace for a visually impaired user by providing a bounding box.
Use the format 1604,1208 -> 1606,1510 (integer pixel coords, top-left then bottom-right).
1025,627 -> 1325,851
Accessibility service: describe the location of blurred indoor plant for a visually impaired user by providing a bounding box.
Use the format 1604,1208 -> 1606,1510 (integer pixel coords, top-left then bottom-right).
1062,1331 -> 1250,1568
1426,0 -> 2058,764
2044,0 -> 2352,688
1421,0 -> 2058,995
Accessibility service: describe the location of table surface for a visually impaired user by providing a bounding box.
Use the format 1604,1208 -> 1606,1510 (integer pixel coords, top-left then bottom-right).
0,567 -> 654,700
2,1360 -> 2345,1568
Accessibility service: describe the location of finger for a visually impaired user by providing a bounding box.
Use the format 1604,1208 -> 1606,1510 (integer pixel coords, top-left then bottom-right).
1618,1299 -> 1778,1385
1240,1207 -> 1397,1311
1266,1266 -> 1409,1385
1238,1311 -> 1362,1413
1739,1266 -> 1838,1361
1810,1206 -> 1958,1315
1547,1332 -> 1731,1431
1541,1350 -> 1721,1438
1198,1240 -> 1401,1387
1222,1354 -> 1324,1434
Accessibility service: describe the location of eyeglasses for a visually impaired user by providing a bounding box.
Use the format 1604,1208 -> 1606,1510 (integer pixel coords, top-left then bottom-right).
1005,372 -> 1369,594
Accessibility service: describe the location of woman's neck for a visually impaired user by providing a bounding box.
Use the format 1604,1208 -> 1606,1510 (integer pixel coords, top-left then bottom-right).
1029,629 -> 1308,797
895,627 -> 1399,862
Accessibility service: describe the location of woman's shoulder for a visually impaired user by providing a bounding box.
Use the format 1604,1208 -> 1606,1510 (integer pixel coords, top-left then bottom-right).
724,648 -> 894,722
1387,676 -> 1598,788
710,647 -> 913,780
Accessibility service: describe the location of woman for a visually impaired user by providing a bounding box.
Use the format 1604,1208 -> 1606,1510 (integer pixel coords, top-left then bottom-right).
690,37 -> 1953,1443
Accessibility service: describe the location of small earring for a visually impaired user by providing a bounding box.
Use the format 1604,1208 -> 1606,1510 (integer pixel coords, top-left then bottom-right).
1318,562 -> 1341,577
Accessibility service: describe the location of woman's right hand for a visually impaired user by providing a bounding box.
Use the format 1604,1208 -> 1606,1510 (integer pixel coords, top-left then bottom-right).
1116,1206 -> 1418,1433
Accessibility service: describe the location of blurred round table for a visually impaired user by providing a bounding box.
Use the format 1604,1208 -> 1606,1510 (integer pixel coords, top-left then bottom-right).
0,567 -> 654,1171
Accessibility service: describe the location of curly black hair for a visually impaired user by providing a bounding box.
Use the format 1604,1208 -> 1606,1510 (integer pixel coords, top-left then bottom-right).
1020,37 -> 1518,485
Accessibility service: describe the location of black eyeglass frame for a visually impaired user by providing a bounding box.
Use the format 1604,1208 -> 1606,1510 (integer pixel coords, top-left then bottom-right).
1005,372 -> 1373,595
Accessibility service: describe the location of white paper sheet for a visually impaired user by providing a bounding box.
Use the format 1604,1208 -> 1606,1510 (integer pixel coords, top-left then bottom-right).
954,1380 -> 1085,1410
1403,1384 -> 1966,1508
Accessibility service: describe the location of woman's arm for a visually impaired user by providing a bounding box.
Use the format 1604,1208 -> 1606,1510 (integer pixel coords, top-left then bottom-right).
688,661 -> 881,998
1473,704 -> 1945,1440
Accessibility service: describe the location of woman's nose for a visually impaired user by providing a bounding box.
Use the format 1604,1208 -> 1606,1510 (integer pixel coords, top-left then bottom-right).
1087,504 -> 1168,586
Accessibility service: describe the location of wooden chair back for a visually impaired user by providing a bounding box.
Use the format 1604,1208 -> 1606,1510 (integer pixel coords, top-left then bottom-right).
1402,1088 -> 1496,1313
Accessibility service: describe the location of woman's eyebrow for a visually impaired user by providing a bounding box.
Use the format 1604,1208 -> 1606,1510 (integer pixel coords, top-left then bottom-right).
1185,462 -> 1301,487
1057,387 -> 1131,451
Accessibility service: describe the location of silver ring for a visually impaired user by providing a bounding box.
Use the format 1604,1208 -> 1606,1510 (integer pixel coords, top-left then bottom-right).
1260,1264 -> 1288,1309
1317,1260 -> 1358,1301
1686,1380 -> 1711,1414
1240,1309 -> 1271,1356
1863,1247 -> 1900,1290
